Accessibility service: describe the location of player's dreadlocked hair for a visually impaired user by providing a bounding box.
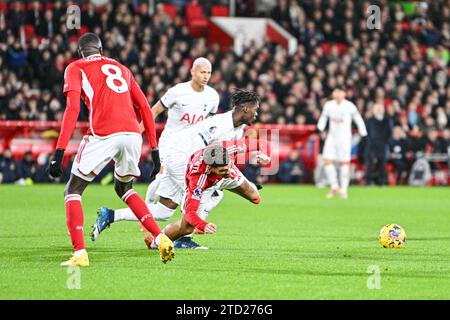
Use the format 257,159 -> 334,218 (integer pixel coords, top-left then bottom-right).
78,32 -> 103,57
230,88 -> 260,110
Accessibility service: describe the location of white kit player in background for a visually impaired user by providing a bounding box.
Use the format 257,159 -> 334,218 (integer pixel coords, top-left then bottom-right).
145,57 -> 219,204
317,87 -> 367,199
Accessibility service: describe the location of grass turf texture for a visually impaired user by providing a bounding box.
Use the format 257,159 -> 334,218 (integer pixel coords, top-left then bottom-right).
0,184 -> 449,300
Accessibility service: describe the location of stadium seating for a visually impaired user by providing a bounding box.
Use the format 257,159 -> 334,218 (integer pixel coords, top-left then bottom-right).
163,3 -> 178,20
185,4 -> 209,37
211,5 -> 229,17
0,0 -> 448,185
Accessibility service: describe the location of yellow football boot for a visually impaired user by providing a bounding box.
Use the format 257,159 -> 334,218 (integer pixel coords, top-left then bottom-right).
60,251 -> 90,267
157,234 -> 175,263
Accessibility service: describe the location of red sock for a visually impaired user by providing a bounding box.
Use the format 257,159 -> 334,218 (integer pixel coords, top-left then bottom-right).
122,190 -> 161,237
64,194 -> 85,251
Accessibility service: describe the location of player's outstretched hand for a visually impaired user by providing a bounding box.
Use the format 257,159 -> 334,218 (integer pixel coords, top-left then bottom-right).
204,223 -> 217,234
46,148 -> 64,178
256,152 -> 271,165
149,148 -> 160,180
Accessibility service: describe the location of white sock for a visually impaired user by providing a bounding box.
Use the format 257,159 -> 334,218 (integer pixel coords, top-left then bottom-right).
145,174 -> 162,203
154,233 -> 162,246
74,249 -> 86,258
339,165 -> 350,194
148,202 -> 176,221
114,208 -> 139,222
113,202 -> 175,222
197,190 -> 224,221
325,164 -> 339,190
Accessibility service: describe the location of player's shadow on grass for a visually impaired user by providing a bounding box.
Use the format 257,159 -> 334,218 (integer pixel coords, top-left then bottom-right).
0,233 -> 62,240
407,236 -> 450,241
216,246 -> 450,263
10,246 -> 161,264
223,267 -> 450,279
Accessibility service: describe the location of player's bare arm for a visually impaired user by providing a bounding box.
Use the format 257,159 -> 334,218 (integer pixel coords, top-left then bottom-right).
228,180 -> 261,204
139,101 -> 166,133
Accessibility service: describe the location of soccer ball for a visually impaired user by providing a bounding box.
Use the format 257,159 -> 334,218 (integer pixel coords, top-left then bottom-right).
379,224 -> 406,248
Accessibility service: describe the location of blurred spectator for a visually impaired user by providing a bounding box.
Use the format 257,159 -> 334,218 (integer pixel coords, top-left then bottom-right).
242,154 -> 268,185
62,154 -> 76,183
0,149 -> 20,183
0,0 -> 447,134
408,127 -> 427,155
6,41 -> 27,77
6,1 -> 26,36
389,126 -> 409,184
0,0 -> 448,184
138,152 -> 155,183
277,149 -> 305,183
18,151 -> 37,181
34,153 -> 51,183
365,103 -> 393,185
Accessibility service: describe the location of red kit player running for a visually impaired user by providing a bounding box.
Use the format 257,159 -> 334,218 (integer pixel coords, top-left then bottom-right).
46,33 -> 174,266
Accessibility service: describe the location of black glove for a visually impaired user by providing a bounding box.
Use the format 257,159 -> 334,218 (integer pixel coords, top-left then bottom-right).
46,148 -> 64,178
149,148 -> 160,180
255,184 -> 263,190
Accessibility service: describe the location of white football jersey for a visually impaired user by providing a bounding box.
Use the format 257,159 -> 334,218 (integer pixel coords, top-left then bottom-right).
317,99 -> 367,140
159,81 -> 219,135
170,111 -> 244,156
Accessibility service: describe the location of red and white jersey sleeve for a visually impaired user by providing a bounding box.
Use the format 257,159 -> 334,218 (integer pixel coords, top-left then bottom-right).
63,63 -> 82,94
182,138 -> 270,231
63,55 -> 142,138
182,149 -> 223,231
219,137 -> 271,164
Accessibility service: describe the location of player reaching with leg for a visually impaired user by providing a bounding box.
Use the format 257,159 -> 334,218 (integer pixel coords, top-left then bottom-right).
91,89 -> 261,249
46,33 -> 174,266
93,57 -> 229,244
317,87 -> 367,199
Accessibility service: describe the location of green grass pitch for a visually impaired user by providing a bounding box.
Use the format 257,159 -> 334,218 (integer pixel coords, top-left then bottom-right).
0,184 -> 449,299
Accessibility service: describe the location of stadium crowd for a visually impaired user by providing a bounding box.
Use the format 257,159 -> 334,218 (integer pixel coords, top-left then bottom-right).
0,0 -> 449,185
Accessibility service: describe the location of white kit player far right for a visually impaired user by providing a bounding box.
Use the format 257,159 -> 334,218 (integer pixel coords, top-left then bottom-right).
317,88 -> 367,199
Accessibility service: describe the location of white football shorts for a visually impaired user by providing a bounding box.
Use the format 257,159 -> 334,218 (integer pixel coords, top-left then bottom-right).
155,150 -> 187,205
71,134 -> 142,182
157,135 -> 172,166
322,136 -> 352,162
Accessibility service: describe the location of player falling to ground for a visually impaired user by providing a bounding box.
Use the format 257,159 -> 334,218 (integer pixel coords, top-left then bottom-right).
46,33 -> 174,266
146,142 -> 268,248
317,87 -> 367,199
141,57 -> 230,246
91,89 -> 261,249
91,57 -> 240,249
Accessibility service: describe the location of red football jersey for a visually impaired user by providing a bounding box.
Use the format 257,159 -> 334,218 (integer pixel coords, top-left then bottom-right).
182,138 -> 270,231
63,54 -> 142,137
